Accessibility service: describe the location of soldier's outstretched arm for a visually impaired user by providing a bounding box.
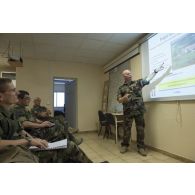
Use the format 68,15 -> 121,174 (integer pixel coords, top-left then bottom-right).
22,120 -> 54,129
0,139 -> 28,149
145,63 -> 165,82
144,64 -> 171,93
0,138 -> 48,150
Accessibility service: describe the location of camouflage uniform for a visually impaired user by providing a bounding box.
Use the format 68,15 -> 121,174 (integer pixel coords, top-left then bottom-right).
35,107 -> 80,144
11,104 -> 92,163
11,104 -> 67,142
31,105 -> 41,118
117,79 -> 149,149
35,140 -> 92,163
0,106 -> 38,163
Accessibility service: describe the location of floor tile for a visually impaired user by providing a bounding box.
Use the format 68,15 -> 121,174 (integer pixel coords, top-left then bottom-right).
77,132 -> 184,163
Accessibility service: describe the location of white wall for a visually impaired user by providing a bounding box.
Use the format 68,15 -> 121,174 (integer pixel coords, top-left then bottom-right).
130,55 -> 195,161
16,59 -> 104,132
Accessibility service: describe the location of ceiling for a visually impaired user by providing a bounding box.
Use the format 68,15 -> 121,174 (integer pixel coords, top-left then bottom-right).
0,33 -> 146,66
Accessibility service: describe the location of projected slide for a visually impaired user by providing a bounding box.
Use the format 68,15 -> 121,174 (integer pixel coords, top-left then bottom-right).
148,33 -> 195,100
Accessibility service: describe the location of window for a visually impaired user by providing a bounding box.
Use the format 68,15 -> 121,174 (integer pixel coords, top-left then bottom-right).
1,72 -> 16,80
54,92 -> 65,107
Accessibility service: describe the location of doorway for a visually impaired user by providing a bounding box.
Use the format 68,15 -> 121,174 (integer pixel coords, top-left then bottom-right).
53,77 -> 77,128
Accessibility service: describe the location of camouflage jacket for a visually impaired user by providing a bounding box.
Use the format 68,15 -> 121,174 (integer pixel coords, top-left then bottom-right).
117,79 -> 149,116
31,105 -> 42,117
0,105 -> 38,163
0,105 -> 22,140
11,104 -> 67,142
11,104 -> 36,123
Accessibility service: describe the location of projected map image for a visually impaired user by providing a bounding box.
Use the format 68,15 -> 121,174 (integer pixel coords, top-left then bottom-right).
171,34 -> 195,70
148,33 -> 195,100
155,65 -> 195,92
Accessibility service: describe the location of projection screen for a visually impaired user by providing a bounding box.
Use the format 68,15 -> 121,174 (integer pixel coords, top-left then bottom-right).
141,33 -> 195,101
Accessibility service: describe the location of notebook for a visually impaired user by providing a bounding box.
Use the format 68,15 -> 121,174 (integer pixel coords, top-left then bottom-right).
29,139 -> 67,151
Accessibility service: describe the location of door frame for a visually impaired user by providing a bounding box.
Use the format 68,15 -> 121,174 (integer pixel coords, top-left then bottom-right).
53,76 -> 78,128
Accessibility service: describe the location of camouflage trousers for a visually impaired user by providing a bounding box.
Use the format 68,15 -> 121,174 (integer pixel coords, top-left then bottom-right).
34,140 -> 92,163
121,113 -> 145,149
28,116 -> 78,144
0,145 -> 39,163
27,118 -> 92,162
28,124 -> 80,148
26,118 -> 67,142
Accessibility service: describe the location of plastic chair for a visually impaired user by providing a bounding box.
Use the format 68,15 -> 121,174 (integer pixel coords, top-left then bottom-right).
105,113 -> 124,143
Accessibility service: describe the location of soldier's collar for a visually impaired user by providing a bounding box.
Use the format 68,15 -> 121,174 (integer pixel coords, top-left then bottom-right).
0,105 -> 11,117
16,103 -> 26,108
124,80 -> 133,85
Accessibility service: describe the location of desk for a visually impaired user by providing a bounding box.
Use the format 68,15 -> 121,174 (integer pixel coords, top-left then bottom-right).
112,113 -> 124,143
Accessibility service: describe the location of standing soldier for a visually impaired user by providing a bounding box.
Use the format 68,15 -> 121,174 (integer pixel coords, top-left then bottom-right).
117,64 -> 164,156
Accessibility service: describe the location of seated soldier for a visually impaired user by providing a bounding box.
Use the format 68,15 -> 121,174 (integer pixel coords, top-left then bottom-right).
0,78 -> 48,163
13,91 -> 82,145
31,97 -> 42,117
31,97 -> 52,119
34,106 -> 83,145
11,90 -> 94,163
32,97 -> 82,144
54,110 -> 79,134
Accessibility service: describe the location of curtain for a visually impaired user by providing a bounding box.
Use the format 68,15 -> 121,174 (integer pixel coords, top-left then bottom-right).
107,60 -> 130,113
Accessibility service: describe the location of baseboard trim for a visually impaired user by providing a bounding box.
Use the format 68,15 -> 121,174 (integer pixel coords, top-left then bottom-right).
78,130 -> 98,134
131,140 -> 194,163
147,145 -> 194,163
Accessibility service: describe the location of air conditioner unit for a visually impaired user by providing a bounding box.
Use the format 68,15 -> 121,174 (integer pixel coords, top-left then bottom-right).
1,71 -> 16,87
1,71 -> 16,79
8,56 -> 23,67
0,55 -> 23,67
0,41 -> 24,67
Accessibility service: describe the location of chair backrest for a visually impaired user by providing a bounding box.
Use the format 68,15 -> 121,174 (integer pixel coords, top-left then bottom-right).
105,113 -> 115,125
98,110 -> 106,124
54,110 -> 65,117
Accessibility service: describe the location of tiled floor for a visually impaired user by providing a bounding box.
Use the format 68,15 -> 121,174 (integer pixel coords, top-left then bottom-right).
76,132 -> 183,163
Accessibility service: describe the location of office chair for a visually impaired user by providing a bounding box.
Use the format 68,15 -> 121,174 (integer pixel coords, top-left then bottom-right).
54,110 -> 65,117
98,110 -> 108,137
